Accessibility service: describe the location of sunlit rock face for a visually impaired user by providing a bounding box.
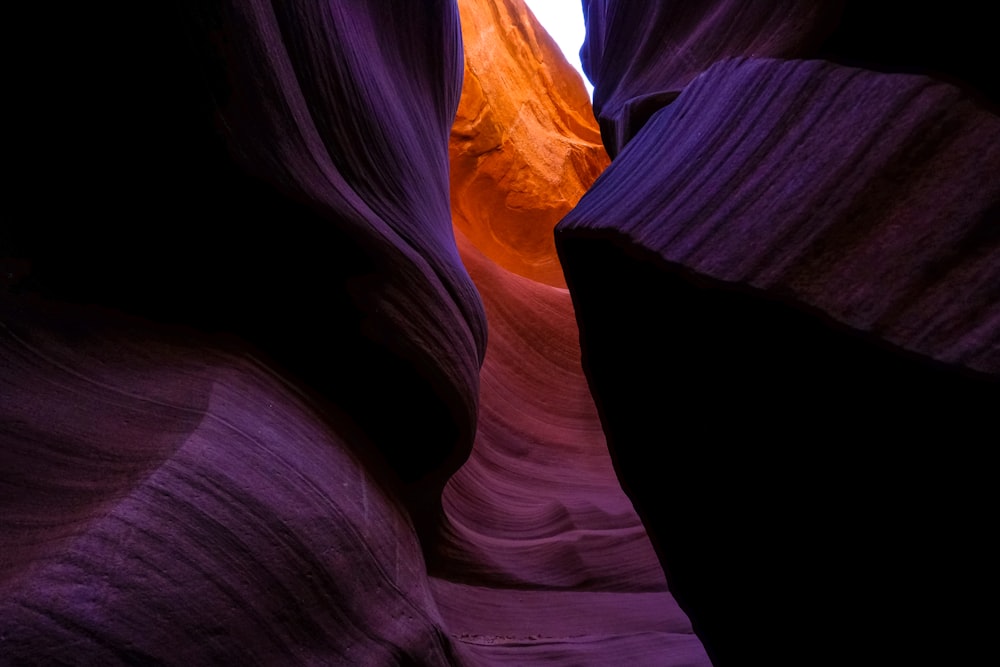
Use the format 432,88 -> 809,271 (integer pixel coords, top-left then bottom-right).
559,2 -> 999,665
435,1 -> 708,663
450,0 -> 608,287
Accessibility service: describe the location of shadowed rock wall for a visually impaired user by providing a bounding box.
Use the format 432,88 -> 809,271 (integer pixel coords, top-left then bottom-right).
4,0 -> 484,663
436,1 -> 709,663
5,0 -> 995,665
559,3 -> 999,665
2,0 -> 707,665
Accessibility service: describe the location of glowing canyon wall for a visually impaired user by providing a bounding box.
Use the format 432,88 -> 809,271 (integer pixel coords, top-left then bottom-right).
2,1 -> 997,666
450,0 -> 607,287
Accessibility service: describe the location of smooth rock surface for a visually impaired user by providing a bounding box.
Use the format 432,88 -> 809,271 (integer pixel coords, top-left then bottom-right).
434,1 -> 708,662
0,297 -> 463,665
2,1 -> 706,665
432,232 -> 709,664
581,0 -> 998,156
557,56 -> 999,666
7,0 -> 487,508
451,0 -> 609,286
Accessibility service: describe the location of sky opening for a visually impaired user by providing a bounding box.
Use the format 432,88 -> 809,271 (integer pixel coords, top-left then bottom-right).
522,0 -> 593,97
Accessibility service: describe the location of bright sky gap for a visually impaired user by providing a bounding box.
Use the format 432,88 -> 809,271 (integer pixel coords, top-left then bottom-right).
522,0 -> 594,97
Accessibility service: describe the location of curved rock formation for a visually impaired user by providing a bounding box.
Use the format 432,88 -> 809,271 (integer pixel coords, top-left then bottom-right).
5,0 -> 996,665
8,0 -> 486,502
581,0 -> 998,156
434,1 -> 707,662
5,0 -> 485,663
431,233 -> 708,664
1,297 -> 461,664
559,5 -> 1000,665
450,0 -> 608,286
4,0 -> 703,664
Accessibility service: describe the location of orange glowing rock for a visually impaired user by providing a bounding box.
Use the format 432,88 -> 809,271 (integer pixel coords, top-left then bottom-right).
434,4 -> 710,663
450,0 -> 609,287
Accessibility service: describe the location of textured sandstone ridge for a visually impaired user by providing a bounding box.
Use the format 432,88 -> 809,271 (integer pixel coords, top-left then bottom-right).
564,58 -> 1000,373
0,297 -> 461,664
582,0 -> 998,157
2,1 -> 705,665
433,233 -> 709,664
434,0 -> 708,662
4,0 -> 481,664
559,5 -> 1000,664
450,0 -> 608,287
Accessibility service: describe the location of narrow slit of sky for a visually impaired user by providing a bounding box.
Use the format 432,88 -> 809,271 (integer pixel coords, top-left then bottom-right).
522,0 -> 594,97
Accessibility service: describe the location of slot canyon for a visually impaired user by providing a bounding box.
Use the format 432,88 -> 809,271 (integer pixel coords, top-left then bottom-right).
2,1 -> 997,665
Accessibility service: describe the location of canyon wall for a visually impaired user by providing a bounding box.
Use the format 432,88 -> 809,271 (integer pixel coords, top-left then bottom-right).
3,1 -> 997,666
559,2 -> 999,665
2,0 -> 705,664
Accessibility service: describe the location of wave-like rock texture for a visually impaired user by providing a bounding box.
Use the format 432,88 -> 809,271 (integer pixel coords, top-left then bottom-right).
582,0 -> 998,156
3,0 -> 707,665
7,0 -> 486,509
557,56 -> 999,665
438,1 -> 708,663
0,298 -> 462,665
432,234 -> 709,665
5,0 -> 483,663
450,0 -> 608,286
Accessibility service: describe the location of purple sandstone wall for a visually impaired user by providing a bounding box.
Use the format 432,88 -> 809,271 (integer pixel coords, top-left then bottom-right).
2,1 -> 997,665
558,2 -> 998,665
4,1 -> 484,664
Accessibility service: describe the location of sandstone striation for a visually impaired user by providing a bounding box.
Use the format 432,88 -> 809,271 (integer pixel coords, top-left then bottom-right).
434,1 -> 706,662
4,0 -> 484,663
450,0 -> 608,286
3,0 -> 701,664
4,0 -> 997,665
0,297 -> 461,664
559,4 -> 1000,664
581,0 -> 998,156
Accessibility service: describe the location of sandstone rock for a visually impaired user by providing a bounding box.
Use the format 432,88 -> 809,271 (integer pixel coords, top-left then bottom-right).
432,2 -> 707,662
434,230 -> 710,664
2,0 -> 705,664
11,0 -> 995,664
451,0 -> 609,286
582,0 -> 998,156
0,297 -> 463,665
557,55 -> 999,665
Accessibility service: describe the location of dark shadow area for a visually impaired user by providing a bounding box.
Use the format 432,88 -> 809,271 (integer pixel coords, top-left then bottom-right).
559,230 -> 998,666
3,3 -> 466,489
821,2 -> 998,112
